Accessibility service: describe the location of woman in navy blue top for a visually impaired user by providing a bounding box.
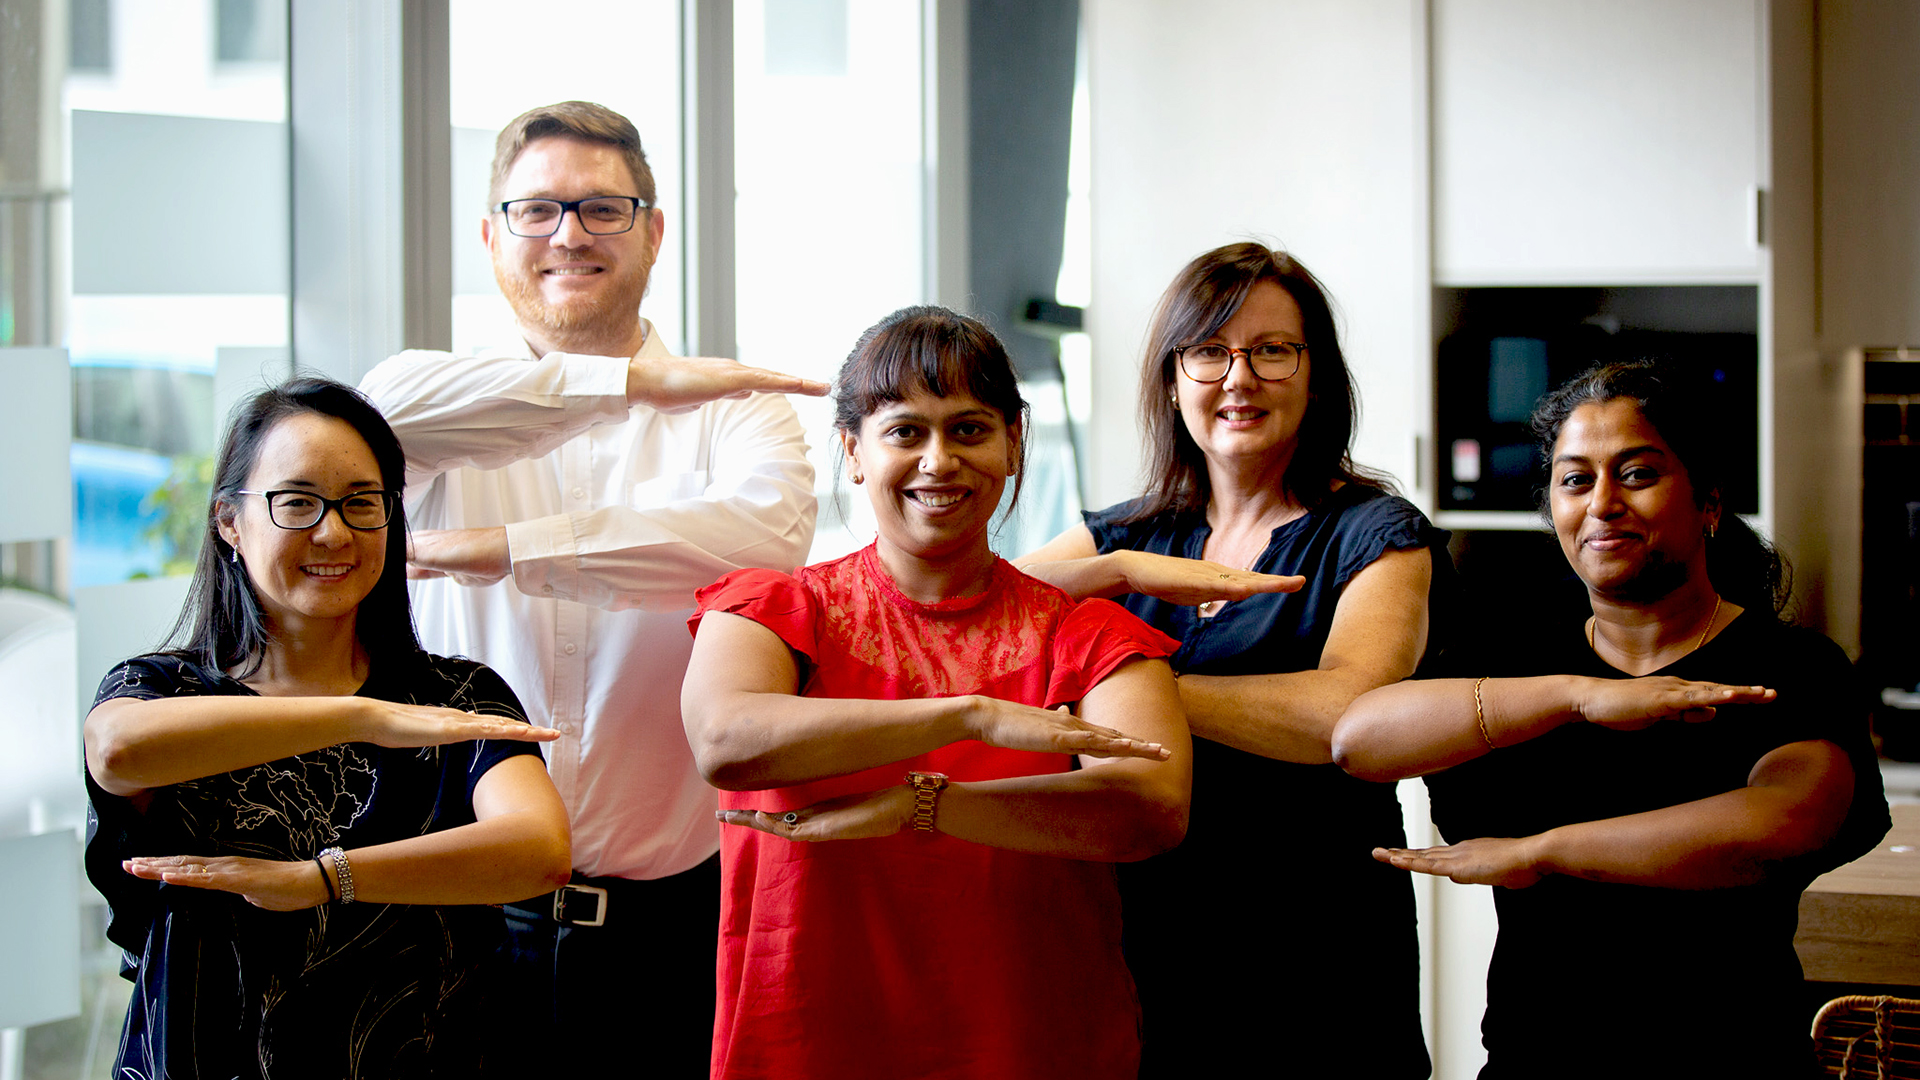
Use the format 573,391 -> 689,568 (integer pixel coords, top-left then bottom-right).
1019,243 -> 1446,1078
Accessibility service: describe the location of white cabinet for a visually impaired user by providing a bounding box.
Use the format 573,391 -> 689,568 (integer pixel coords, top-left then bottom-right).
1083,0 -> 1431,510
1431,0 -> 1764,285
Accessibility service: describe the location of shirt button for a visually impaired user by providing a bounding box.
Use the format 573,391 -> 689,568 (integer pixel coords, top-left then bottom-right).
542,585 -> 554,596
558,723 -> 573,735
571,486 -> 586,500
564,642 -> 578,655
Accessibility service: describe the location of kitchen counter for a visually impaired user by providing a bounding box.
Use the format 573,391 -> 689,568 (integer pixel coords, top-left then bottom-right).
1796,802 -> 1920,986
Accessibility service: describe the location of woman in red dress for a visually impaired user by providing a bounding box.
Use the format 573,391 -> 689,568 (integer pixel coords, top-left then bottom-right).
683,306 -> 1192,1080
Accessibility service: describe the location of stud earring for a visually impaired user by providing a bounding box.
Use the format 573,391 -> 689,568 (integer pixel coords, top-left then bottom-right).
850,473 -> 864,485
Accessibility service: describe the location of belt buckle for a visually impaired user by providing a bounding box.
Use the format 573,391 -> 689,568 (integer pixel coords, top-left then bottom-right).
553,883 -> 608,927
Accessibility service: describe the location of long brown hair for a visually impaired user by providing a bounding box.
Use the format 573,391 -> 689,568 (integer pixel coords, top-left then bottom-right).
1121,242 -> 1387,523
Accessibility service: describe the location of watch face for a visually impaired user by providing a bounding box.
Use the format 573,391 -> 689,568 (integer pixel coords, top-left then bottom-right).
907,771 -> 949,790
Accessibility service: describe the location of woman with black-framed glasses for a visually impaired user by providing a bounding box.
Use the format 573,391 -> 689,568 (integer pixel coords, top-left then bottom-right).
1017,242 -> 1448,1077
83,376 -> 571,1079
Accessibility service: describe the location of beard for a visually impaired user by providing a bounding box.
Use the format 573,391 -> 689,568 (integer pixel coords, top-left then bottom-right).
493,242 -> 652,347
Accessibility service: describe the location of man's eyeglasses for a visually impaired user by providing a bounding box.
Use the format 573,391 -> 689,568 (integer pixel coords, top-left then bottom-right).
494,197 -> 646,238
235,490 -> 399,531
1172,341 -> 1308,383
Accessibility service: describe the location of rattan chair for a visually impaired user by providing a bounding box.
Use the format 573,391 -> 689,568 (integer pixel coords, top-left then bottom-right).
1812,995 -> 1920,1078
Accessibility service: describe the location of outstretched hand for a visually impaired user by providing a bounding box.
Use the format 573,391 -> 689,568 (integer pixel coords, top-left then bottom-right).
717,785 -> 914,843
123,854 -> 330,911
628,355 -> 830,414
1575,676 -> 1775,731
360,700 -> 560,749
967,698 -> 1173,761
1373,836 -> 1547,889
1117,551 -> 1305,607
407,526 -> 511,586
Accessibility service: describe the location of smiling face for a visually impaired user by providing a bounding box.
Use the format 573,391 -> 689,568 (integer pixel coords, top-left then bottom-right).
1173,280 -> 1312,486
1549,398 -> 1719,602
218,413 -> 388,636
484,135 -> 664,352
843,389 -> 1020,573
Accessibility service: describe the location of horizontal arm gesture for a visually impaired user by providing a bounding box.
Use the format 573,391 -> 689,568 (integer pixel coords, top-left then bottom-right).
406,526 -> 510,586
719,658 -> 1192,862
1332,674 -> 1775,782
627,355 -> 828,414
123,755 -> 572,907
1373,737 -> 1855,890
683,611 -> 1166,790
87,694 -> 557,798
1014,525 -> 1304,603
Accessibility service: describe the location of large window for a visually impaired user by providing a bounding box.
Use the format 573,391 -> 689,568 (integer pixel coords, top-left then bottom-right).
66,0 -> 290,587
734,0 -> 929,559
448,0 -> 684,356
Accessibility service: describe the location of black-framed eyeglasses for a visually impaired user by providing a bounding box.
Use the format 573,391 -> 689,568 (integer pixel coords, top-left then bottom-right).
494,196 -> 646,238
235,490 -> 399,531
1172,341 -> 1308,383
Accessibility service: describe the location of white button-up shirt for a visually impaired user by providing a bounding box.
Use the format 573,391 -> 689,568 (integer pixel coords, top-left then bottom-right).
361,322 -> 816,879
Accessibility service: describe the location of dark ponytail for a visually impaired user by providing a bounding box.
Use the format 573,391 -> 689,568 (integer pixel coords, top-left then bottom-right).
1531,358 -> 1789,617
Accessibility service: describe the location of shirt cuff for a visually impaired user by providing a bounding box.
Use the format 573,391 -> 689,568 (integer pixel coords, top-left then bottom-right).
555,352 -> 634,413
507,514 -> 584,602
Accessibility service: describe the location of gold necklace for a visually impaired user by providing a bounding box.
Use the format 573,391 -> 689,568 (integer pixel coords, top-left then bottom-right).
1587,594 -> 1723,657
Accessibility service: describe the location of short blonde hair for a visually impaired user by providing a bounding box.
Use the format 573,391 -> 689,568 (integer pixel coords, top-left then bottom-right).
488,100 -> 655,209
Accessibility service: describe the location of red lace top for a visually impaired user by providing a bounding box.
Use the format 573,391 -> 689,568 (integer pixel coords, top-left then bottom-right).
689,546 -> 1179,1080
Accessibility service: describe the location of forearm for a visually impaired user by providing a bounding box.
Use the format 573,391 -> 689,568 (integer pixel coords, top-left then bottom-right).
87,696 -> 370,797
510,495 -> 813,613
335,809 -> 573,905
1010,553 -> 1131,600
936,762 -> 1190,862
360,350 -> 630,479
1528,784 -> 1844,890
508,397 -> 815,611
691,692 -> 976,790
1182,666 -> 1419,765
1332,676 -> 1588,780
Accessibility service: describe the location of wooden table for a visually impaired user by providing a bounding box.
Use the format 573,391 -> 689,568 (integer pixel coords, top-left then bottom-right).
1797,802 -> 1920,986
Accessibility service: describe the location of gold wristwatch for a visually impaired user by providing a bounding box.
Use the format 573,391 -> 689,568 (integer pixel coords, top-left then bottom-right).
905,770 -> 950,833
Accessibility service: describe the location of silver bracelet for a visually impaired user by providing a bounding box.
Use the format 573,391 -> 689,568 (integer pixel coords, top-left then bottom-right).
320,846 -> 355,904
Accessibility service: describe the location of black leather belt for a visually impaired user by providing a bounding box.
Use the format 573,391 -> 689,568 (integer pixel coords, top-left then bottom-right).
505,882 -> 610,928
504,856 -> 719,929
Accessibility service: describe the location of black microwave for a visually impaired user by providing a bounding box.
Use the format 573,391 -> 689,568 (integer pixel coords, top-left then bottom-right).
1433,285 -> 1759,515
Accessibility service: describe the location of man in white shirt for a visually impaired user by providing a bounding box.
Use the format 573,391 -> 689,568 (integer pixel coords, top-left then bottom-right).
360,101 -> 822,1075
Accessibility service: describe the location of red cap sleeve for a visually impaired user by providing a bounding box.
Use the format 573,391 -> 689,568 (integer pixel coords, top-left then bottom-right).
1044,597 -> 1180,707
688,568 -> 821,663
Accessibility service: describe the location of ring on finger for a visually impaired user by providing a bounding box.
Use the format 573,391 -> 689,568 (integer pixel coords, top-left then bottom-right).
782,811 -> 800,825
